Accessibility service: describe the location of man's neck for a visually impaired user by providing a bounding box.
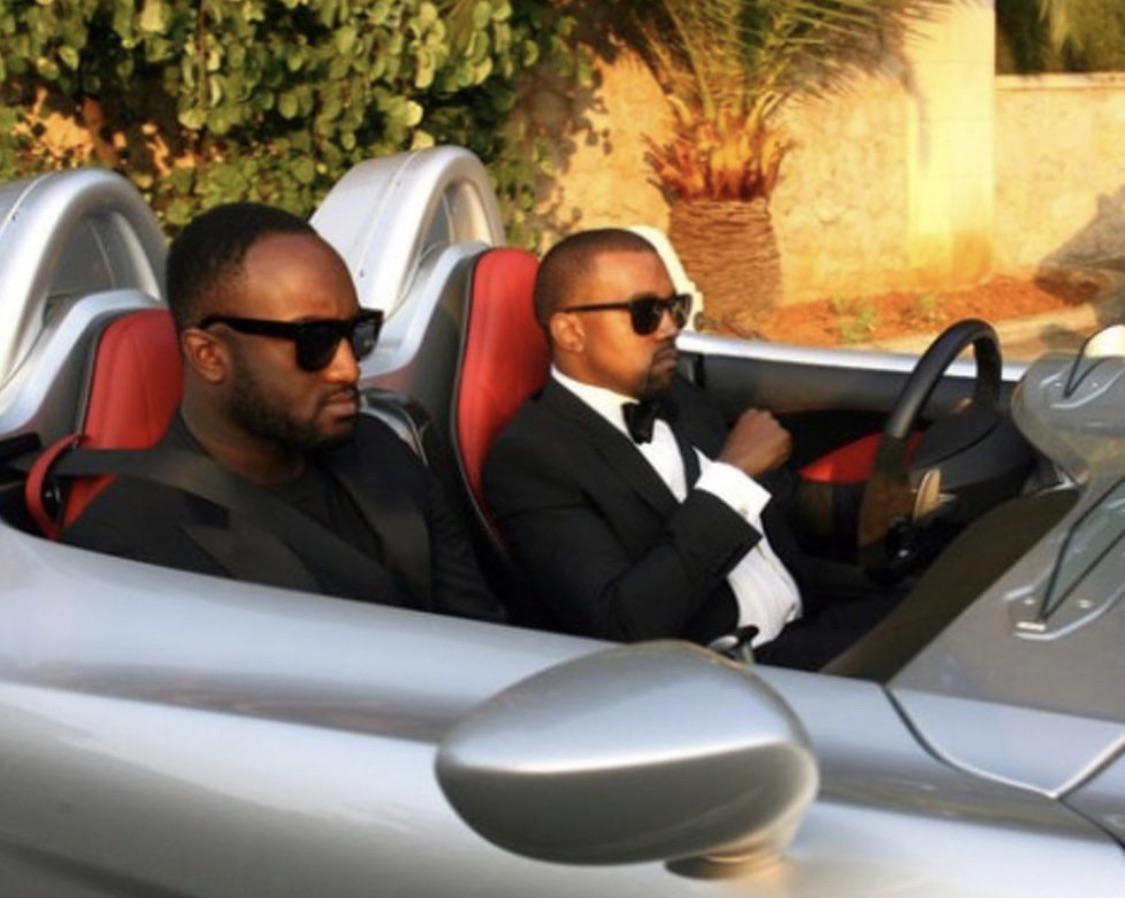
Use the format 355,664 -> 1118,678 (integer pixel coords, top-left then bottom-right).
553,359 -> 644,400
180,400 -> 304,485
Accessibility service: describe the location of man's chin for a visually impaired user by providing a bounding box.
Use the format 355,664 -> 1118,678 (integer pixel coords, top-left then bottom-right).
643,367 -> 678,397
645,346 -> 679,392
305,415 -> 358,451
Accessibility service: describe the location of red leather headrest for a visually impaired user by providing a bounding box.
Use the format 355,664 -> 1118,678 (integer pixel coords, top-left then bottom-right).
454,248 -> 547,508
62,308 -> 181,527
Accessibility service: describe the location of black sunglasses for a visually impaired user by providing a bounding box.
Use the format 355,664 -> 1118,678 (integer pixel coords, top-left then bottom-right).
560,292 -> 693,335
198,310 -> 384,371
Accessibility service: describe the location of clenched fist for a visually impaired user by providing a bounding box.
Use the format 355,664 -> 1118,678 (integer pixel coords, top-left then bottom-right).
718,409 -> 792,478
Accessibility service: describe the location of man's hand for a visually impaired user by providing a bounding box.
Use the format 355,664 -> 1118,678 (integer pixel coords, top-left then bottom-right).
718,409 -> 792,478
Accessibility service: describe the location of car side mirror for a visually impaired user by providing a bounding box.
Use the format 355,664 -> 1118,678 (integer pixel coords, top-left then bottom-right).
436,642 -> 818,867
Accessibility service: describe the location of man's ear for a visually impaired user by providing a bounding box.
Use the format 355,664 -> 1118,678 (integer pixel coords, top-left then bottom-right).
181,328 -> 229,385
549,312 -> 584,354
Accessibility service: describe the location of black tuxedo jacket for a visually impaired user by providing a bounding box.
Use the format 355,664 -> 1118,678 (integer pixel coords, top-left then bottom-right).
62,414 -> 504,624
483,377 -> 803,644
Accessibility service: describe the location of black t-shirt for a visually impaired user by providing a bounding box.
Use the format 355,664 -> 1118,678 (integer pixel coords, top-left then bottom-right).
267,459 -> 391,597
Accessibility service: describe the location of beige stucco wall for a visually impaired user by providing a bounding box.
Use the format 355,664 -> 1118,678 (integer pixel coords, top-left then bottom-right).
769,78 -> 914,302
770,0 -> 995,301
995,73 -> 1125,272
902,0 -> 996,291
524,51 -> 672,242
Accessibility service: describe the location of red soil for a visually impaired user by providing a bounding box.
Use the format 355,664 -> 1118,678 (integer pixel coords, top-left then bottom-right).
758,273 -> 1103,347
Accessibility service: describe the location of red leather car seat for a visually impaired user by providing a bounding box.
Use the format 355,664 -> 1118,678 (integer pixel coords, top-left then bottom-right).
449,247 -> 551,626
26,308 -> 181,537
799,431 -> 923,484
452,247 -> 547,515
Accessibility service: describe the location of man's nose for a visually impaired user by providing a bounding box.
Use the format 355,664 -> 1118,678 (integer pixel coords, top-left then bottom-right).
323,336 -> 360,382
655,304 -> 682,338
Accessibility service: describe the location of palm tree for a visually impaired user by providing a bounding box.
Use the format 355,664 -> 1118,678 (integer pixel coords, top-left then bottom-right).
612,0 -> 945,332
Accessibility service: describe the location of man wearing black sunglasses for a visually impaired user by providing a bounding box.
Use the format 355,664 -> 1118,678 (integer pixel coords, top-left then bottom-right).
484,228 -> 883,668
64,202 -> 503,625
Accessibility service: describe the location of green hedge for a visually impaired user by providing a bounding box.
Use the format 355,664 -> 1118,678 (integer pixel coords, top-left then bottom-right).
0,0 -> 588,241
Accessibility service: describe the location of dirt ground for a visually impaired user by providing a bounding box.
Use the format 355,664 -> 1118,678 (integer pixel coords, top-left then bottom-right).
756,271 -> 1105,347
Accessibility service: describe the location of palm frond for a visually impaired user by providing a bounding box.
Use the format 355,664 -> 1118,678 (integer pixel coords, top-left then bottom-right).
1036,0 -> 1075,50
614,0 -> 947,199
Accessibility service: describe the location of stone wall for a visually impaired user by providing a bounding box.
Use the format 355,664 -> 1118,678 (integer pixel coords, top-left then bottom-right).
769,78 -> 914,302
995,73 -> 1125,273
524,51 -> 672,244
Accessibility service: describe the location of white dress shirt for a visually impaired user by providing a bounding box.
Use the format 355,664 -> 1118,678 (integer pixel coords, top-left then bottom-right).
551,368 -> 802,645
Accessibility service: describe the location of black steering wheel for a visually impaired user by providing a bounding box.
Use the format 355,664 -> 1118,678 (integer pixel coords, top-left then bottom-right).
858,319 -> 1002,582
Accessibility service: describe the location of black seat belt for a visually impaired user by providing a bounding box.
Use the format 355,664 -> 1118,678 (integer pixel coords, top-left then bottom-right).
41,447 -> 409,605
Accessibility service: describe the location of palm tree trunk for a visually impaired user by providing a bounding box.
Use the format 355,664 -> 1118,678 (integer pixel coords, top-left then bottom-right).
668,197 -> 782,336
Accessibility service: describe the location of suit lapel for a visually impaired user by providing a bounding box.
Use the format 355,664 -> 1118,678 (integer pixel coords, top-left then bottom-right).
669,379 -> 727,458
319,440 -> 433,610
669,423 -> 701,487
168,414 -> 419,606
541,380 -> 678,518
160,419 -> 325,590
179,519 -> 322,593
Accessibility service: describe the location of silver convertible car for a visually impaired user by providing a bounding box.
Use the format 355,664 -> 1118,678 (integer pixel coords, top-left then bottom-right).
0,148 -> 1122,896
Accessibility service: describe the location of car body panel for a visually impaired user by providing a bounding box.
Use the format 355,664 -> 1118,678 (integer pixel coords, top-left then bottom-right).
2,537 -> 1121,897
0,290 -> 161,441
889,690 -> 1125,795
759,668 -> 1102,834
311,145 -> 503,317
1068,752 -> 1125,844
0,169 -> 165,393
366,242 -> 482,439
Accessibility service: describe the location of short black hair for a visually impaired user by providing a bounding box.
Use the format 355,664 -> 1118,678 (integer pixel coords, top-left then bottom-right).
533,228 -> 658,331
166,203 -> 317,332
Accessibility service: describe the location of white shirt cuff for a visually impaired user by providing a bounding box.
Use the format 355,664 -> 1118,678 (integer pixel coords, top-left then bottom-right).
694,460 -> 772,524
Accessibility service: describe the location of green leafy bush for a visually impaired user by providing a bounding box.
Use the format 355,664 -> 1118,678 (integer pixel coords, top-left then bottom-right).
0,0 -> 586,241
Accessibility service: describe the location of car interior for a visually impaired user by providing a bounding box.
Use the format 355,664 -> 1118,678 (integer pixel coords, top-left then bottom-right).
0,168 -> 1082,686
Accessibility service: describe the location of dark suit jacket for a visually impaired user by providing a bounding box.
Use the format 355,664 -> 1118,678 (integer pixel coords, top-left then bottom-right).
63,414 -> 504,624
483,377 -> 803,644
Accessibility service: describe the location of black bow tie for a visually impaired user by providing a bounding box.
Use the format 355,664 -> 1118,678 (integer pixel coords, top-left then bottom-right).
622,398 -> 677,444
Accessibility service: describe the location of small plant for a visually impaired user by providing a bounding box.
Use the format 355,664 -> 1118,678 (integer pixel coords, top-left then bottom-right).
833,297 -> 879,345
911,293 -> 943,329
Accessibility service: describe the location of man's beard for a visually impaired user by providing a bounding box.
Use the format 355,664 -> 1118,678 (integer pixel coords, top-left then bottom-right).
640,341 -> 679,398
229,358 -> 357,453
